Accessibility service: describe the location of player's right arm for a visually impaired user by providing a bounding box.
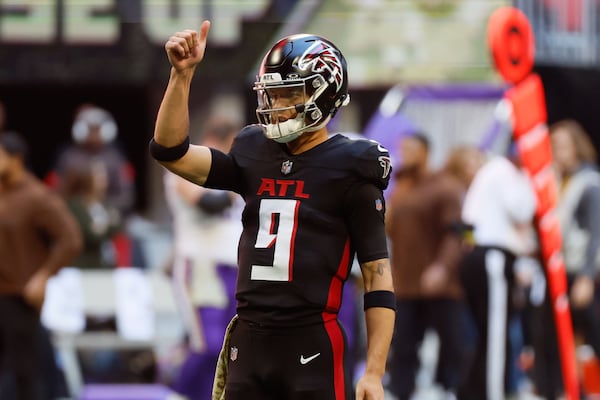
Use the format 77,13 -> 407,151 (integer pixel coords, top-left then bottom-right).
153,20 -> 213,186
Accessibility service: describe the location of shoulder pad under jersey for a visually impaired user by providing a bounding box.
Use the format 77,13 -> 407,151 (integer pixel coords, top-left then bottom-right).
232,124 -> 263,144
229,125 -> 266,155
348,137 -> 392,190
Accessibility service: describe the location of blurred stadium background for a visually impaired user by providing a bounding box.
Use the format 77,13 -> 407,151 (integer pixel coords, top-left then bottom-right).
2,0 -> 600,399
2,0 -> 599,220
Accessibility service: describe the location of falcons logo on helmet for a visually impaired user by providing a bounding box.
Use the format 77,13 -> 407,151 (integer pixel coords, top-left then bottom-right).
297,41 -> 344,91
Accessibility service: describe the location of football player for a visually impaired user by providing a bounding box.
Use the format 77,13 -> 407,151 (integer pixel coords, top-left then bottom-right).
150,21 -> 395,400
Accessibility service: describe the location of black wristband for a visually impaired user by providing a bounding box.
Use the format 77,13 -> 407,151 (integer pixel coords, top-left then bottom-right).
149,136 -> 190,162
363,290 -> 396,311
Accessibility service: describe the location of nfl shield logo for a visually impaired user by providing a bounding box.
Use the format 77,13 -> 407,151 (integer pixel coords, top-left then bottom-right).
281,160 -> 293,175
375,198 -> 383,211
230,346 -> 238,361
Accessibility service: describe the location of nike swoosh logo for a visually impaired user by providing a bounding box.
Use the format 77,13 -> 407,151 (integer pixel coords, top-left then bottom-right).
300,352 -> 321,365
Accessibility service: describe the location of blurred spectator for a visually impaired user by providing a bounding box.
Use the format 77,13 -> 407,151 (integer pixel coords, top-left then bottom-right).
386,134 -> 473,399
50,104 -> 135,216
57,153 -> 122,269
48,104 -> 138,267
443,145 -> 486,190
458,147 -> 537,400
163,116 -> 242,400
553,120 -> 600,334
438,144 -> 485,385
0,132 -> 82,400
530,119 -> 600,398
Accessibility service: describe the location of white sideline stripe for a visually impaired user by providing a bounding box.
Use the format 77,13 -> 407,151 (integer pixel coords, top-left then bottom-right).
485,249 -> 507,400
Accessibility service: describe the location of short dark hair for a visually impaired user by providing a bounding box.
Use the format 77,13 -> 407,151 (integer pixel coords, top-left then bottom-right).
0,131 -> 28,159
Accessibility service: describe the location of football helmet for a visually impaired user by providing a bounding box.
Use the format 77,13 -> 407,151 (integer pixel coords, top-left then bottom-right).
254,34 -> 350,143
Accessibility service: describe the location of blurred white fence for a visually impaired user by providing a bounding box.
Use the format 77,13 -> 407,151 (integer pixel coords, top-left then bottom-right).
42,267 -> 184,398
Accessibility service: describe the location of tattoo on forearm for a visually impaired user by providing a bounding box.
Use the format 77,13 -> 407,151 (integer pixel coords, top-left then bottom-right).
364,260 -> 387,276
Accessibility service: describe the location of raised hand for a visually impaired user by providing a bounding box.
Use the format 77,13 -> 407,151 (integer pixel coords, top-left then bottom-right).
165,20 -> 211,73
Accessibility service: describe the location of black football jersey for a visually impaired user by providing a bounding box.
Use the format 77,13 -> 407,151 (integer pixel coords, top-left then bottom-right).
205,125 -> 391,326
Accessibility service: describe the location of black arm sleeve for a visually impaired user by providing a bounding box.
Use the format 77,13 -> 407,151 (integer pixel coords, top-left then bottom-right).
148,136 -> 190,162
204,148 -> 243,194
343,183 -> 389,263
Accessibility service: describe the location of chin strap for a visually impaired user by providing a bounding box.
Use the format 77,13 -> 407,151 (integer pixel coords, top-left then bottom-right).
264,114 -> 305,143
264,114 -> 332,143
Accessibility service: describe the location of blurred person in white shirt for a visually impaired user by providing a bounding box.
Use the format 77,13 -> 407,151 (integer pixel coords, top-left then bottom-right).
457,145 -> 537,400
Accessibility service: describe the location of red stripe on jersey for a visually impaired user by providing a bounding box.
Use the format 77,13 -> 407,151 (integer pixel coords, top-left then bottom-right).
287,200 -> 300,281
322,317 -> 346,399
320,238 -> 351,398
325,238 -> 352,312
266,213 -> 277,249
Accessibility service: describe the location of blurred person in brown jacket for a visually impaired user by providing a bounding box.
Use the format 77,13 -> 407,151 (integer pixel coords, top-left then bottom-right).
386,134 -> 476,400
0,132 -> 82,400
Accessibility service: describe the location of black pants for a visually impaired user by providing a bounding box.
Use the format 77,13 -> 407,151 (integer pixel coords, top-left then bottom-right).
225,317 -> 351,400
0,296 -> 54,400
527,289 -> 563,399
458,246 -> 516,400
388,298 -> 473,400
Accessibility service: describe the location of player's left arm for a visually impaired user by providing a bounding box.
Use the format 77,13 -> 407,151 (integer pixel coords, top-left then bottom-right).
348,139 -> 395,398
357,257 -> 395,399
343,181 -> 395,399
